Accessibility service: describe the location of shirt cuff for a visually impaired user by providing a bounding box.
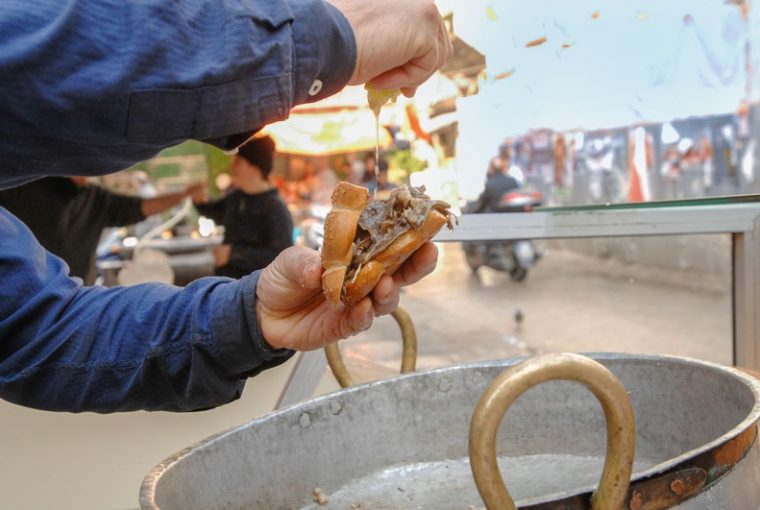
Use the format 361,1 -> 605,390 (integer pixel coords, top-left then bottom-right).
211,272 -> 294,376
208,0 -> 356,153
289,0 -> 356,104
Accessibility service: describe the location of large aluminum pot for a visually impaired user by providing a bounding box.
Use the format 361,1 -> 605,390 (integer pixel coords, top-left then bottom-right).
140,354 -> 760,509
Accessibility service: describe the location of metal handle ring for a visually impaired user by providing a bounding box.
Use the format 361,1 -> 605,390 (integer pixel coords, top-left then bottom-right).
324,305 -> 417,388
469,353 -> 637,510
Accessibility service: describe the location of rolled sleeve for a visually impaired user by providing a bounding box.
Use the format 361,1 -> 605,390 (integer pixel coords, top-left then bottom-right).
213,271 -> 294,375
289,0 -> 356,105
0,208 -> 293,413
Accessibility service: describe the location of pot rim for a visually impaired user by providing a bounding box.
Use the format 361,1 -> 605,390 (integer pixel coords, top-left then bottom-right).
139,352 -> 760,509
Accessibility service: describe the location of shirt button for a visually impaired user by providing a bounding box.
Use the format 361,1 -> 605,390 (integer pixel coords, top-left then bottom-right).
308,79 -> 323,96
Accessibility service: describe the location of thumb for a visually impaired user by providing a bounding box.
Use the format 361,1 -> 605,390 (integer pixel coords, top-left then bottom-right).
268,246 -> 323,289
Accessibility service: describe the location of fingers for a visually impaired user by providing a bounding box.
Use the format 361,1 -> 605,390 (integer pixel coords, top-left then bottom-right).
368,63 -> 433,95
334,0 -> 451,90
257,246 -> 324,318
338,298 -> 374,339
393,242 -> 438,287
370,275 -> 400,315
300,255 -> 323,289
400,86 -> 418,98
368,243 -> 437,316
268,246 -> 323,289
368,29 -> 450,92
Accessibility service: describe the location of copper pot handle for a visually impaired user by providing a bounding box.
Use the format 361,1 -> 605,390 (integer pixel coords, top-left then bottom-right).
324,305 -> 417,388
469,353 -> 637,510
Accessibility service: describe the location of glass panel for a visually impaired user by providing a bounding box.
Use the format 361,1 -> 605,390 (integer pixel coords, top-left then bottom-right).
431,1 -> 760,207
539,191 -> 760,211
338,237 -> 732,383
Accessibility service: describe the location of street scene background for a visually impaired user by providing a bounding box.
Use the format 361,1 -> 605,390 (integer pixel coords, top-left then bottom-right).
341,239 -> 733,381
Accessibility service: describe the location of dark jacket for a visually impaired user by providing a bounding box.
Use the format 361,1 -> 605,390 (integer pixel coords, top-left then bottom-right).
474,172 -> 521,213
0,177 -> 144,283
195,188 -> 293,278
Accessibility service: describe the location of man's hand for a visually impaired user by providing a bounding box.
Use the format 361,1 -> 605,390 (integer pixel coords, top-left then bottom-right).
329,0 -> 453,97
256,243 -> 438,351
213,244 -> 232,267
185,182 -> 207,203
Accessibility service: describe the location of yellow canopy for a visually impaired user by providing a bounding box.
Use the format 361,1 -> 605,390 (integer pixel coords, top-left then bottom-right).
262,86 -> 395,156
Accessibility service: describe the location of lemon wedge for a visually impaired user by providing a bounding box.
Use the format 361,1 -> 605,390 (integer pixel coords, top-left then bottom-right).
366,85 -> 401,116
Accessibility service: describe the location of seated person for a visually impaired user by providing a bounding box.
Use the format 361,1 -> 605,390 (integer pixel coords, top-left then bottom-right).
194,136 -> 293,278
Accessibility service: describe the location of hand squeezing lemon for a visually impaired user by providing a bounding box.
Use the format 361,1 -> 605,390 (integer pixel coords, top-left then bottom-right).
366,84 -> 401,116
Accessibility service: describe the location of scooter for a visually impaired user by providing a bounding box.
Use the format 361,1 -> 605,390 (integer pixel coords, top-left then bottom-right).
462,189 -> 543,282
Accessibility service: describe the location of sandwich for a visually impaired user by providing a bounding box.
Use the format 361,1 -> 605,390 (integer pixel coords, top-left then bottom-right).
321,182 -> 455,307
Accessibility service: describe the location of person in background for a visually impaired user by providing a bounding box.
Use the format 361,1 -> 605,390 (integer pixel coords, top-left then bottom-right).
306,157 -> 340,204
485,155 -> 503,178
348,156 -> 367,185
0,0 -> 451,413
474,153 -> 521,212
338,159 -> 353,182
194,136 -> 293,278
130,169 -> 163,238
215,172 -> 234,196
132,170 -> 158,198
376,159 -> 397,193
361,153 -> 390,195
361,152 -> 377,188
0,176 -> 204,284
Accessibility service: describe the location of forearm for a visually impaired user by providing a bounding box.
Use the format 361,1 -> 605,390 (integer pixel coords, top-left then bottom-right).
141,192 -> 187,217
194,198 -> 227,224
0,208 -> 293,412
0,0 -> 356,188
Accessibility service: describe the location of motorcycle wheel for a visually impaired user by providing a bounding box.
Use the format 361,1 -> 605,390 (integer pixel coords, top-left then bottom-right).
510,266 -> 528,282
463,245 -> 482,274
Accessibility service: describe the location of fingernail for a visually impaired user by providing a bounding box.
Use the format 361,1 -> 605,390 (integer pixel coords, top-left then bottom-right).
302,263 -> 319,287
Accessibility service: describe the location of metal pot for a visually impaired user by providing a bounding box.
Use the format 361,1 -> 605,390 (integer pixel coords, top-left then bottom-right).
140,354 -> 760,509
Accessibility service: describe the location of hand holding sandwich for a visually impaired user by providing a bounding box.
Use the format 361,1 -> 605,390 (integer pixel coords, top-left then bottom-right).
256,244 -> 438,352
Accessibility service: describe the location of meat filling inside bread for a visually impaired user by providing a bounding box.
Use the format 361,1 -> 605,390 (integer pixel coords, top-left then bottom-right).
321,182 -> 455,307
345,185 -> 455,287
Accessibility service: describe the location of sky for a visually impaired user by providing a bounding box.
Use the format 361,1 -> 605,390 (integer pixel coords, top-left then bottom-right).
438,0 -> 755,131
434,1 -> 758,196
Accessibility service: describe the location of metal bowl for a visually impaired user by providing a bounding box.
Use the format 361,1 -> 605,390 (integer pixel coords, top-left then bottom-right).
140,353 -> 760,509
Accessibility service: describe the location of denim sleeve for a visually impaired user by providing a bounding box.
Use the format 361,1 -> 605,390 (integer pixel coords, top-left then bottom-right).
0,0 -> 356,188
0,207 -> 294,413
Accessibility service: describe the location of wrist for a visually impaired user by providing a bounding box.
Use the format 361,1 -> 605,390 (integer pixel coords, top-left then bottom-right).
289,0 -> 356,104
254,280 -> 288,351
242,272 -> 293,356
254,300 -> 278,350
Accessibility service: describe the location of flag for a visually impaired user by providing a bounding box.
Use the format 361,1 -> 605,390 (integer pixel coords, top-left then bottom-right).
628,127 -> 652,202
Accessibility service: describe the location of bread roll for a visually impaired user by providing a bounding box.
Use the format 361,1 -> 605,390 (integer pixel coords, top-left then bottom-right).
341,208 -> 447,307
321,182 -> 453,307
320,182 -> 368,305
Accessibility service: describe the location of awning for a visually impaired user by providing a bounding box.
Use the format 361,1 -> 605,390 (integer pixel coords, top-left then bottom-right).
262,86 -> 395,156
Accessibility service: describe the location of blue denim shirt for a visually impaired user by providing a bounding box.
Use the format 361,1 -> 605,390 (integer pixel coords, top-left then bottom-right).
1,0 -> 355,186
0,0 -> 355,412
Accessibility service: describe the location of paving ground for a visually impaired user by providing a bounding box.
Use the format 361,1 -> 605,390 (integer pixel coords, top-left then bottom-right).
340,240 -> 734,382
